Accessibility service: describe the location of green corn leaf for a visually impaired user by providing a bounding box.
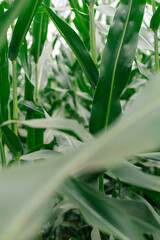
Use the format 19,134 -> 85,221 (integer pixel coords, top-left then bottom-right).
89,0 -> 146,134
150,5 -> 160,31
31,0 -> 50,63
24,77 -> 34,102
42,4 -> 99,88
1,73 -> 160,239
2,125 -> 24,158
0,0 -> 32,49
0,4 -> 10,121
0,113 -> 24,157
8,0 -> 42,61
62,178 -> 160,240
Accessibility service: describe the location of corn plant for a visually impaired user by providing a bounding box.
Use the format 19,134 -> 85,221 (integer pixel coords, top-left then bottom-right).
1,0 -> 160,239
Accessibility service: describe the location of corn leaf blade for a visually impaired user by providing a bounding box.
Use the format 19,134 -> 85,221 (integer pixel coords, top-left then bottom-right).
89,0 -> 146,133
150,5 -> 160,31
8,0 -> 42,61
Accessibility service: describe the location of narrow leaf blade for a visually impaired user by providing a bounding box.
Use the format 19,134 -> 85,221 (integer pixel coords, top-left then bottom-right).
43,4 -> 99,88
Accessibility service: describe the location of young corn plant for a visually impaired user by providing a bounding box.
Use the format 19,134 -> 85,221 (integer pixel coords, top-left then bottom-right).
1,0 -> 160,240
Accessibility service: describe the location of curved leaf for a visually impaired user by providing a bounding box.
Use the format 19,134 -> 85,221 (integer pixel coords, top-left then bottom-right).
89,0 -> 146,134
0,113 -> 24,157
19,118 -> 93,143
62,178 -> 160,240
42,4 -> 99,88
8,0 -> 42,61
2,125 -> 24,158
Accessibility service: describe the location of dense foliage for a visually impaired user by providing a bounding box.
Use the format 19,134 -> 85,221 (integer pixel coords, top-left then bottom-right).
1,0 -> 160,239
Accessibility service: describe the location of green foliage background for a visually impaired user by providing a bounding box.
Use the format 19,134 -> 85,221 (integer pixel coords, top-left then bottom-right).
1,0 -> 160,239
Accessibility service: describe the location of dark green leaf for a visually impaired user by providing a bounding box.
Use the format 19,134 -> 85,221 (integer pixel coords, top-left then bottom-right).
0,113 -> 24,157
89,0 -> 146,134
8,0 -> 42,61
150,5 -> 160,31
2,125 -> 24,158
0,4 -> 10,121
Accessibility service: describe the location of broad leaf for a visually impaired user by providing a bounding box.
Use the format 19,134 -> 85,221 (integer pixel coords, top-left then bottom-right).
89,0 -> 146,133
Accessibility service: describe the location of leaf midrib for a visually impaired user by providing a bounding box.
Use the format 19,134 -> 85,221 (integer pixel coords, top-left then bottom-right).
105,0 -> 133,127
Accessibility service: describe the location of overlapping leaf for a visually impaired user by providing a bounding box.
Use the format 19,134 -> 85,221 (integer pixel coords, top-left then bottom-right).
62,178 -> 160,240
9,0 -> 42,61
43,4 -> 99,88
0,72 -> 160,239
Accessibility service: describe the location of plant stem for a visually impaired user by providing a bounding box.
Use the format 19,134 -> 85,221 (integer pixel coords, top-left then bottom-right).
88,2 -> 104,191
35,63 -> 39,104
89,5 -> 97,65
8,102 -> 11,129
151,0 -> 159,71
0,129 -> 6,168
12,60 -> 18,135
